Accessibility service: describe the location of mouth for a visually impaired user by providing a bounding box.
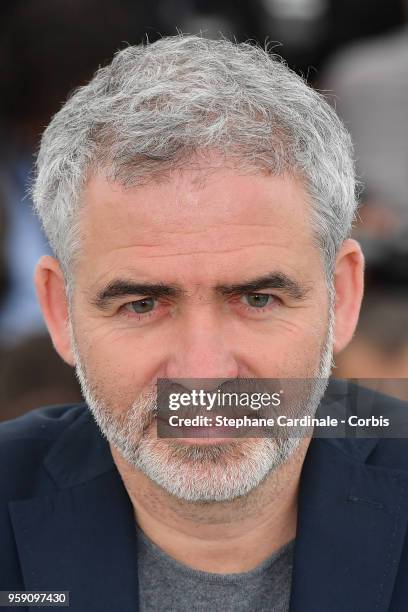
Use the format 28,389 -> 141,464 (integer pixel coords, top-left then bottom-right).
155,413 -> 263,444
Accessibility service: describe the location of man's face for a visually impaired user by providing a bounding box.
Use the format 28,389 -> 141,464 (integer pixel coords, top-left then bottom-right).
69,163 -> 333,501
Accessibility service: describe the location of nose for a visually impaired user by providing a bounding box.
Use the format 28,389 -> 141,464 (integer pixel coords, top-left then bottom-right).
164,309 -> 239,382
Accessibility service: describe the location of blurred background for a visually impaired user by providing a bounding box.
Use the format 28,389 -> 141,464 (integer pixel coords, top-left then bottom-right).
1,0 -> 407,421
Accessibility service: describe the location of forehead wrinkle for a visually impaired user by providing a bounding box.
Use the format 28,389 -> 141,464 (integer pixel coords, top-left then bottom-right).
95,242 -> 295,259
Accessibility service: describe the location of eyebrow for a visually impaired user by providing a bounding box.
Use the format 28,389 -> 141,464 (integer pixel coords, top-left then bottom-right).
92,281 -> 183,309
216,273 -> 309,300
92,271 -> 309,309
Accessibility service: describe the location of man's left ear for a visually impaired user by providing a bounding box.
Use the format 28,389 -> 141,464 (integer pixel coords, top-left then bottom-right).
333,239 -> 365,354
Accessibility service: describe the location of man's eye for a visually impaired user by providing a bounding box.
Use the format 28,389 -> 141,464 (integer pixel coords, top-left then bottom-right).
242,293 -> 273,308
125,297 -> 156,314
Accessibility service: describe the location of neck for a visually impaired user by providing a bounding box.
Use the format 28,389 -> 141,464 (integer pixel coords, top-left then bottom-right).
111,438 -> 309,574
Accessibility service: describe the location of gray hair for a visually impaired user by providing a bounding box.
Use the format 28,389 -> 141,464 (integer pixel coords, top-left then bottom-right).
33,34 -> 358,286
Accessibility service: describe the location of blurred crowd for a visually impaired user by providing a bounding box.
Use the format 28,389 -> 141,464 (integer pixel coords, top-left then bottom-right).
1,0 -> 407,421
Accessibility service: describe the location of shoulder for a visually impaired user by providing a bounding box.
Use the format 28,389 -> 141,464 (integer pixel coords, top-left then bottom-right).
0,404 -> 88,496
0,403 -> 87,444
324,380 -> 408,472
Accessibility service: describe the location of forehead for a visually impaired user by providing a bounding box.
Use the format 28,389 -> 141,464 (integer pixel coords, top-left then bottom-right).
77,165 -> 320,286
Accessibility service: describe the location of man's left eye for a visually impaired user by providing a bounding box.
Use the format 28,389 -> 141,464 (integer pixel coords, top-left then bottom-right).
125,297 -> 156,314
242,293 -> 273,308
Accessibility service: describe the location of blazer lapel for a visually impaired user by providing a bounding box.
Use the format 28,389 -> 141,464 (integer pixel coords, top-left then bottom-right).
289,437 -> 408,612
8,408 -> 140,612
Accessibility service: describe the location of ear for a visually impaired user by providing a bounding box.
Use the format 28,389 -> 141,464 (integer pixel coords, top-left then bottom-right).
34,256 -> 75,366
333,239 -> 365,354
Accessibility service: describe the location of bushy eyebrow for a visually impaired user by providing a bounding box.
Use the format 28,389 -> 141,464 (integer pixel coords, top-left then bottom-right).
92,281 -> 183,309
216,273 -> 309,300
91,271 -> 309,309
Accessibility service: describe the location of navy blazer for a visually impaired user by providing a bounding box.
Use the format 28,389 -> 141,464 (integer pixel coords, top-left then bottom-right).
1,382 -> 408,611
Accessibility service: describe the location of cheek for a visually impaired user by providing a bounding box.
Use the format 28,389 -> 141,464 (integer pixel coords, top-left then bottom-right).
74,333 -> 153,416
228,309 -> 329,377
73,311 -> 159,379
259,333 -> 326,378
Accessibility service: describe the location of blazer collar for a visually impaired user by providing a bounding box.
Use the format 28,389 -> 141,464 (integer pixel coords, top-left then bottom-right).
42,405 -> 114,488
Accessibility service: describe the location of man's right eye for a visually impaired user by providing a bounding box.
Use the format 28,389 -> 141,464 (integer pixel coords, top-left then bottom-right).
124,297 -> 157,314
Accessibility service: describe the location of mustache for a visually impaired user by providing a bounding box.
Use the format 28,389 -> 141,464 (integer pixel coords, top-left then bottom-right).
133,379 -> 303,424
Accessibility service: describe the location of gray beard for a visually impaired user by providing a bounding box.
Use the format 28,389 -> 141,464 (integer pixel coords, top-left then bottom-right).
70,312 -> 334,503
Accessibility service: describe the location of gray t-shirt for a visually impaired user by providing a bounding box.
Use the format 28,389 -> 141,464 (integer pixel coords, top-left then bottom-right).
136,524 -> 294,612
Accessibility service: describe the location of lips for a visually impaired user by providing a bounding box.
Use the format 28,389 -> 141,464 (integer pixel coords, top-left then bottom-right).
157,412 -> 267,442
